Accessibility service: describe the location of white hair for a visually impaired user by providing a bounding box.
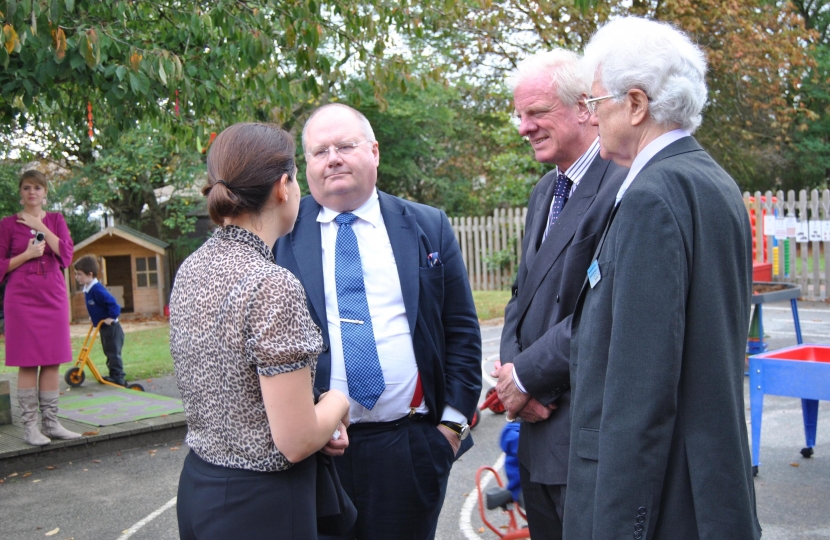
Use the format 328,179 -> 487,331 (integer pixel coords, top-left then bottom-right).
581,17 -> 708,133
301,103 -> 376,151
507,49 -> 589,107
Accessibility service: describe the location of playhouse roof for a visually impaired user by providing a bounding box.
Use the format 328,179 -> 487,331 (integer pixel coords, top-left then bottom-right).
74,224 -> 169,255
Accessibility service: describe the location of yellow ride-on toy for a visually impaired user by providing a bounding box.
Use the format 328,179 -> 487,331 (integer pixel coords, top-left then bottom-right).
64,320 -> 144,391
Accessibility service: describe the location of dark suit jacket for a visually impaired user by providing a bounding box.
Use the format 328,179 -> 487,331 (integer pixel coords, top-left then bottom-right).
564,137 -> 761,539
273,191 -> 482,457
500,156 -> 626,486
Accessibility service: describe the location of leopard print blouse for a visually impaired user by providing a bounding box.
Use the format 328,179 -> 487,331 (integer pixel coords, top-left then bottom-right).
170,225 -> 323,472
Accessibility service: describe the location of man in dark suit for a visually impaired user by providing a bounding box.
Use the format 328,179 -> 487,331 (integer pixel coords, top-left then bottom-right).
493,49 -> 626,540
563,17 -> 761,539
274,103 -> 481,540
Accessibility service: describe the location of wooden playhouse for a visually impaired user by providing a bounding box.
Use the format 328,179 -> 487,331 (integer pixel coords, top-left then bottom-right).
70,225 -> 170,321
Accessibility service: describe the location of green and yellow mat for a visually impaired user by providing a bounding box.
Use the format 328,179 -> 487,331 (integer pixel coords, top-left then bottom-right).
57,388 -> 184,426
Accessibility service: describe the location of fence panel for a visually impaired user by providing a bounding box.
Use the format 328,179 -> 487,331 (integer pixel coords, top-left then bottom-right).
748,188 -> 830,301
453,190 -> 828,298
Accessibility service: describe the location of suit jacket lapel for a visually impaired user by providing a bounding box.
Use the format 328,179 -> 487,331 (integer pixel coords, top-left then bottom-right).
525,170 -> 557,268
517,158 -> 610,321
378,191 -> 420,335
290,197 -> 327,328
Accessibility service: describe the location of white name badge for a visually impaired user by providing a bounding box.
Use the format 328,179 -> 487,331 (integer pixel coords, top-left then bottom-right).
587,259 -> 601,288
822,221 -> 830,242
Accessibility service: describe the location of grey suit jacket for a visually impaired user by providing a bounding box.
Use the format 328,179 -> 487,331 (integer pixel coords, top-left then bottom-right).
500,155 -> 626,486
564,137 -> 761,539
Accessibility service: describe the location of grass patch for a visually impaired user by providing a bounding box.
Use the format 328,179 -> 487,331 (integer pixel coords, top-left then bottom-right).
1,290 -> 514,379
473,290 -> 511,321
1,326 -> 174,380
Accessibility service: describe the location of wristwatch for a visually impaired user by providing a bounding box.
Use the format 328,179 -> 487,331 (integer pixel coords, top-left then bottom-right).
439,421 -> 471,440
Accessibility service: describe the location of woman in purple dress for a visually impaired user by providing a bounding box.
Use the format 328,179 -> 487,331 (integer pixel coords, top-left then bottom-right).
0,170 -> 80,445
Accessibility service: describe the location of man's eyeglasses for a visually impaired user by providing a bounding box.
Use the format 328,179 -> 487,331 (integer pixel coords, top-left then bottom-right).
585,94 -> 615,115
305,140 -> 372,162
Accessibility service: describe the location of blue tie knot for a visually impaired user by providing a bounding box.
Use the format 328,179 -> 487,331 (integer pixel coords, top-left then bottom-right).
336,213 -> 358,226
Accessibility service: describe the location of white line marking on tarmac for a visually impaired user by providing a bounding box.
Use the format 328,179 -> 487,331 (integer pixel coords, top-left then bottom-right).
460,453 -> 505,540
763,306 -> 829,314
766,330 -> 830,338
116,496 -> 177,540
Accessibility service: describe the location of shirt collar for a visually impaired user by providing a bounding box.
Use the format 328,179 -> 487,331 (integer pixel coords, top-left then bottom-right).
213,225 -> 275,262
557,137 -> 601,188
83,278 -> 99,294
317,188 -> 381,228
616,129 -> 690,206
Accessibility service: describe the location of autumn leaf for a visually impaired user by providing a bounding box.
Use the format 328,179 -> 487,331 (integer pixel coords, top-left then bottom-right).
3,24 -> 19,55
51,27 -> 67,62
21,472 -> 32,478
130,52 -> 142,72
82,431 -> 99,437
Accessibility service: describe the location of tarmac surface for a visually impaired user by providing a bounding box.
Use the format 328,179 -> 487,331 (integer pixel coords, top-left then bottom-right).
1,301 -> 829,539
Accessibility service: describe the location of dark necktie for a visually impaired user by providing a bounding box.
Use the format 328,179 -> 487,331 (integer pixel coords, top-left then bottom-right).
542,173 -> 574,243
334,213 -> 385,410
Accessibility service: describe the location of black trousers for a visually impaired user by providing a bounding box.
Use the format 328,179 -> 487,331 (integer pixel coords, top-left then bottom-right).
519,461 -> 566,540
322,415 -> 455,540
177,450 -> 317,540
99,322 -> 125,382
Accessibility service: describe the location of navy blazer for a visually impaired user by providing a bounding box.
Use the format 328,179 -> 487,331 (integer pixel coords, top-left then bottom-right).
273,191 -> 482,456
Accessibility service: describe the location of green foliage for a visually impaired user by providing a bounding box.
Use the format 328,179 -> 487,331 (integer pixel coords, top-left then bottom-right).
0,162 -> 22,217
346,80 -> 543,215
62,210 -> 100,243
59,122 -> 205,245
0,0 -> 474,152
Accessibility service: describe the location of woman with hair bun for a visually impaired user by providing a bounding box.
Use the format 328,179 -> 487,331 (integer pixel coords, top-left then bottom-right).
170,123 -> 352,539
0,169 -> 80,446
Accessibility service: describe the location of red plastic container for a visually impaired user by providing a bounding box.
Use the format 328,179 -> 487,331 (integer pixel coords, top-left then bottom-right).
755,345 -> 830,363
752,262 -> 772,282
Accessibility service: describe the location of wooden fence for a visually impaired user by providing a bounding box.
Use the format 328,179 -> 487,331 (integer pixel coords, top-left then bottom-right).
449,189 -> 830,300
449,208 -> 528,292
744,189 -> 830,301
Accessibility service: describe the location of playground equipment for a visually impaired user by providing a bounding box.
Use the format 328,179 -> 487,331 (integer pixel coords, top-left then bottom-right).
64,320 -> 144,392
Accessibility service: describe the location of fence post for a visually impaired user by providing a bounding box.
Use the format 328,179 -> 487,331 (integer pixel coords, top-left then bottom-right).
797,190 -> 808,292
822,189 -> 830,301
810,190 -> 821,299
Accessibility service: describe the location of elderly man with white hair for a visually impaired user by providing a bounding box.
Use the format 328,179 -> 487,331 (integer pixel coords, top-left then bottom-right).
564,17 -> 762,540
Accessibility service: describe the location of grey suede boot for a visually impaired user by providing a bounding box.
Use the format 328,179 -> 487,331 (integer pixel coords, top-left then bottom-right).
18,387 -> 51,446
39,390 -> 81,440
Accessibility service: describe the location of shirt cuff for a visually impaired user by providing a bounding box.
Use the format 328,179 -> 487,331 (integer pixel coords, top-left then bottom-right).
440,404 -> 467,424
512,366 -> 528,394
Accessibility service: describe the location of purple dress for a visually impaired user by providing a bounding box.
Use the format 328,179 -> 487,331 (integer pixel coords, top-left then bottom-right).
0,213 -> 74,367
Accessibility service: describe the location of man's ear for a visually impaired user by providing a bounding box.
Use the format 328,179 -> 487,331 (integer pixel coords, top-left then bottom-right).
576,94 -> 591,123
627,89 -> 650,126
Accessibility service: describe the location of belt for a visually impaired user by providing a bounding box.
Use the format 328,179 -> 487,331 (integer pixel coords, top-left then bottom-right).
348,413 -> 427,433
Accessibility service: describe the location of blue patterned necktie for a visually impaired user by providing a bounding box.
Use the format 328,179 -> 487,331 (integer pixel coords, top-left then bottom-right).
542,172 -> 574,243
334,213 -> 385,409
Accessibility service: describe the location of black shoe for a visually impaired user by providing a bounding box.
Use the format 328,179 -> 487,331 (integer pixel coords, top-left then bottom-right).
103,376 -> 126,386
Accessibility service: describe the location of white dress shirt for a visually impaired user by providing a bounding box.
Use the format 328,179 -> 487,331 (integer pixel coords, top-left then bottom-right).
318,189 -> 464,424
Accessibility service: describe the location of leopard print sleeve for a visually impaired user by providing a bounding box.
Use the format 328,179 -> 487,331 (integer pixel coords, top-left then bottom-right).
245,266 -> 323,379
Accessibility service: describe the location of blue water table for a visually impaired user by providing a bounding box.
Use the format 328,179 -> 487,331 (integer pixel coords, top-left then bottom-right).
749,343 -> 829,476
